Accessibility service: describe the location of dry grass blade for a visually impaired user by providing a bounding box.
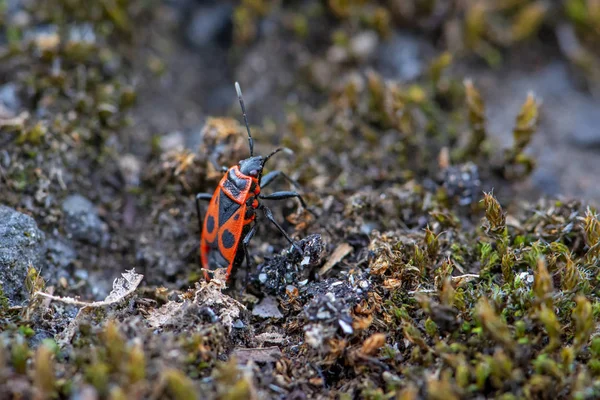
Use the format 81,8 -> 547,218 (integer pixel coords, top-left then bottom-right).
319,243 -> 353,275
35,269 -> 143,308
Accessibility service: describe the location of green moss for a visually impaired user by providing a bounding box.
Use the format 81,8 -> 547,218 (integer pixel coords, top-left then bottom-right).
0,285 -> 9,316
163,369 -> 197,400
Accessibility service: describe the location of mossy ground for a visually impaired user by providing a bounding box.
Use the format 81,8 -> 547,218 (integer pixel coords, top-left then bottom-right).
1,1 -> 600,399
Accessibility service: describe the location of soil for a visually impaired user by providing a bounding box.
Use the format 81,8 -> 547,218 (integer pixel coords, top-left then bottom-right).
2,1 -> 600,399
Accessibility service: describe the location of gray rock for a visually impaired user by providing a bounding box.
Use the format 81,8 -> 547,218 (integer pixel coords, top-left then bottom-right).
0,83 -> 20,116
46,236 -> 76,269
44,236 -> 77,284
252,296 -> 284,319
0,205 -> 45,304
62,195 -> 106,245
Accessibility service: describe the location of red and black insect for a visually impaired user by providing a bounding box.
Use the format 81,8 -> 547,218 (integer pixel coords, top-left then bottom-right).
196,82 -> 311,282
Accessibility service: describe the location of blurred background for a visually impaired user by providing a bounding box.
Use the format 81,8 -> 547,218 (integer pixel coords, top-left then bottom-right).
136,0 -> 600,202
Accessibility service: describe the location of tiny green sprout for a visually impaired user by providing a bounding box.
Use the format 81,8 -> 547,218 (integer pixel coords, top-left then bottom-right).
85,362 -> 110,396
17,122 -> 47,146
34,343 -> 56,398
503,92 -> 539,179
532,354 -> 562,379
449,343 -> 467,353
428,51 -> 453,85
590,337 -> 600,357
393,306 -> 410,322
11,335 -> 29,374
214,357 -> 253,400
455,362 -> 470,389
427,369 -> 459,400
513,92 -> 539,153
538,304 -> 561,352
501,251 -> 516,283
370,7 -> 391,38
561,346 -> 575,372
481,192 -> 506,237
464,79 -> 486,155
17,325 -> 35,338
381,344 -> 397,360
424,226 -> 440,259
514,320 -> 527,338
572,296 -> 593,352
413,244 -> 426,274
41,339 -> 59,356
511,3 -> 548,42
453,287 -> 466,311
583,208 -> 600,258
533,258 -> 554,307
0,285 -> 9,314
424,318 -> 438,337
461,321 -> 471,333
102,320 -> 126,372
127,342 -> 146,384
465,3 -> 486,48
436,257 -> 454,285
402,322 -> 429,351
25,266 -> 45,296
562,255 -> 581,291
479,242 -> 500,273
524,241 -> 547,268
513,235 -> 527,247
475,359 -> 491,390
489,349 -> 513,389
162,369 -> 197,400
588,359 -> 600,376
475,297 -> 515,351
366,70 -> 391,128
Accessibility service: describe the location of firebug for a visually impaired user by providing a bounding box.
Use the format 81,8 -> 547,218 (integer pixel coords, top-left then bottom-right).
196,82 -> 312,282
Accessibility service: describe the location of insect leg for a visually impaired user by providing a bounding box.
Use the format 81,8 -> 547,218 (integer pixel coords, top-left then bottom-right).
260,204 -> 302,254
242,222 -> 258,269
260,190 -> 317,216
209,153 -> 228,173
241,222 -> 258,288
260,170 -> 300,189
195,193 -> 213,233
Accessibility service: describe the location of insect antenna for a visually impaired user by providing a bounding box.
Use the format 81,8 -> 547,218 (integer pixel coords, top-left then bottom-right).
235,82 -> 254,156
263,147 -> 293,167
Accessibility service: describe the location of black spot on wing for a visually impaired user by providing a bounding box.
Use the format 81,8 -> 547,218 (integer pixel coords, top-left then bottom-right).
218,191 -> 240,225
206,215 -> 215,233
222,229 -> 236,249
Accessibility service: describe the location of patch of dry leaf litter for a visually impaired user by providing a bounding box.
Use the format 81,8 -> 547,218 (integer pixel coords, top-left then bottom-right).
147,278 -> 247,333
